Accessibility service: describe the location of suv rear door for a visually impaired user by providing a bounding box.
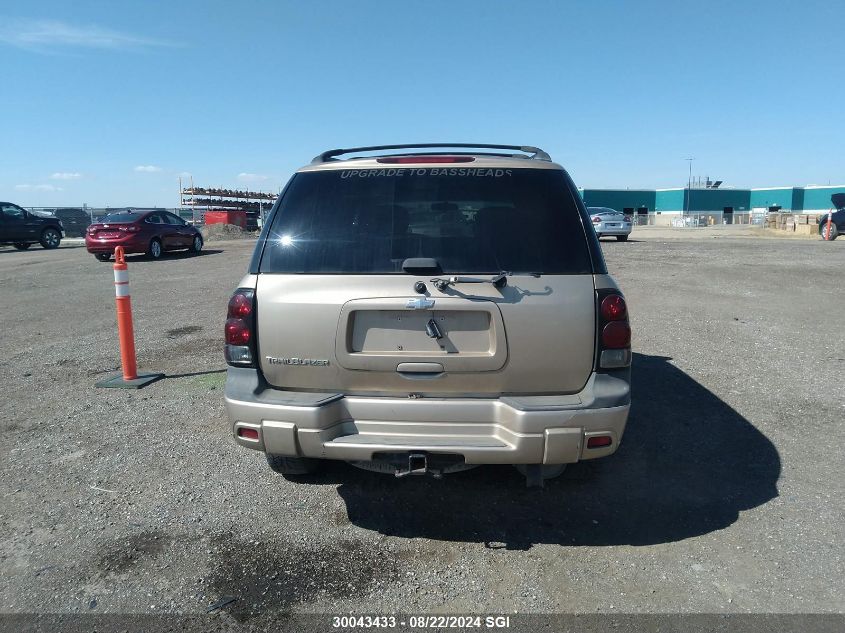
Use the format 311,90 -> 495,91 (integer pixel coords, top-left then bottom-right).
254,165 -> 600,396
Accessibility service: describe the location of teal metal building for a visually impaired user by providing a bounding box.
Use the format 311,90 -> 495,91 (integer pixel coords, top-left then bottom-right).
750,187 -> 804,212
655,189 -> 684,213
582,189 -> 655,212
801,186 -> 845,211
579,184 -> 844,219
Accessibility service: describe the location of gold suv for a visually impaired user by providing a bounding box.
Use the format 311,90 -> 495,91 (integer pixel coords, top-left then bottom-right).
224,144 -> 631,486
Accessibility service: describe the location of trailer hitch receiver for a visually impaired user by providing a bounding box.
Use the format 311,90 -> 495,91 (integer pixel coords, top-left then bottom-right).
395,453 -> 442,478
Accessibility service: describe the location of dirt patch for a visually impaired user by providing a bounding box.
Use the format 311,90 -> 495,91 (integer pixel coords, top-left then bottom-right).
201,224 -> 258,242
206,536 -> 408,620
166,325 -> 203,338
97,531 -> 168,575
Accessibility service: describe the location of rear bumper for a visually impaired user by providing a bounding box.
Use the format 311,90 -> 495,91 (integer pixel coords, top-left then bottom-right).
225,368 -> 631,465
595,224 -> 633,235
85,235 -> 147,254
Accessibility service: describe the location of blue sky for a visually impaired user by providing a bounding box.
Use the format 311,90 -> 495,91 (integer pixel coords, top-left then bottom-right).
2,0 -> 843,207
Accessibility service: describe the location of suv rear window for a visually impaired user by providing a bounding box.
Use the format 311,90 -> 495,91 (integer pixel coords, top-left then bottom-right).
259,168 -> 594,274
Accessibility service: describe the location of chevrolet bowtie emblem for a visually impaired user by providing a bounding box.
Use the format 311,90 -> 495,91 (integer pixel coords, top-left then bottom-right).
405,297 -> 435,310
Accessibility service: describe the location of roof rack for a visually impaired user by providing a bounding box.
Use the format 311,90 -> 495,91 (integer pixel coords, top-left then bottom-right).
312,143 -> 551,164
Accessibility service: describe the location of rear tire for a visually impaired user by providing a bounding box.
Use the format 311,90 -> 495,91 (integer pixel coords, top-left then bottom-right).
266,453 -> 323,476
822,223 -> 838,240
13,242 -> 31,250
147,238 -> 163,259
189,235 -> 203,253
95,253 -> 111,262
616,235 -> 629,242
40,228 -> 61,249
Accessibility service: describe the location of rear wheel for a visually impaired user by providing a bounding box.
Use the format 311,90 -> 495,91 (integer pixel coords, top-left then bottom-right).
189,235 -> 203,253
40,228 -> 61,249
616,235 -> 629,242
147,238 -> 163,259
822,223 -> 838,240
95,253 -> 111,262
266,453 -> 323,476
513,464 -> 567,485
13,242 -> 31,250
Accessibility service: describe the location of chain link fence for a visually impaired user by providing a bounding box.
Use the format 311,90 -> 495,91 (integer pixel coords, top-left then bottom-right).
25,207 -> 199,238
669,211 -> 767,227
24,207 -> 273,238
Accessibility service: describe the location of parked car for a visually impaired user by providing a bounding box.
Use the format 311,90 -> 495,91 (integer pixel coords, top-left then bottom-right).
224,143 -> 632,487
0,202 -> 64,250
85,209 -> 203,261
818,193 -> 845,240
53,208 -> 92,238
587,207 -> 633,241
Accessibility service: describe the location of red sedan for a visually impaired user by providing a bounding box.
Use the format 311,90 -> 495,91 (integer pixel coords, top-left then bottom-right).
85,210 -> 203,261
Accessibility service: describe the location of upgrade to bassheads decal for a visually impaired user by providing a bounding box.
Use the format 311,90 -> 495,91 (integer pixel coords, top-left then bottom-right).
339,168 -> 514,178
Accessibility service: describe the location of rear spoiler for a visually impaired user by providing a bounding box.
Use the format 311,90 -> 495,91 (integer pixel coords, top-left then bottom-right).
312,143 -> 552,164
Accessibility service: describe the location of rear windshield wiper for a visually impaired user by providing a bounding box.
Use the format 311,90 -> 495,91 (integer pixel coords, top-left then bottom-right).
431,272 -> 511,291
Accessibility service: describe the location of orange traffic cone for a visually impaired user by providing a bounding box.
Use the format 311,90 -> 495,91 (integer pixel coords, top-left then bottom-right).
96,246 -> 164,389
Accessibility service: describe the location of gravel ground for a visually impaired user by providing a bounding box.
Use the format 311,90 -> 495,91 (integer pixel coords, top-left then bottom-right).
0,234 -> 843,628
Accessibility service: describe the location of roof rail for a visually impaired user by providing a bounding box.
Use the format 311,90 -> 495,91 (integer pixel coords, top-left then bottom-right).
312,143 -> 551,164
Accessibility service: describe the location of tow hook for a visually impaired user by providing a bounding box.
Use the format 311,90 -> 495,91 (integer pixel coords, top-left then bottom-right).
394,453 -> 443,479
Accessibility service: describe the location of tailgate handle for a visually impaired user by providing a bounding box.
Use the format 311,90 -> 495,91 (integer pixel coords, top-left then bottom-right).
425,318 -> 444,340
396,362 -> 444,377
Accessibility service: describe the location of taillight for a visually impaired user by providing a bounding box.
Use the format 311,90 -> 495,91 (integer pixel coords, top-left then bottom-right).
592,216 -> 601,223
228,293 -> 252,319
602,321 -> 631,348
624,215 -> 632,223
225,288 -> 255,366
596,291 -> 631,369
600,295 -> 627,321
376,155 -> 475,164
225,319 -> 251,345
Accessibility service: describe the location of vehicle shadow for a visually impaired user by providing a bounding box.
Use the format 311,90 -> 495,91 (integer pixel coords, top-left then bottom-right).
0,244 -> 85,255
164,368 -> 227,379
126,249 -> 223,262
312,353 -> 780,549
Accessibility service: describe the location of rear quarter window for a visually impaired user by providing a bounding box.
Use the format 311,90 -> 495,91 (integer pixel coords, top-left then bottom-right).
259,167 -> 597,275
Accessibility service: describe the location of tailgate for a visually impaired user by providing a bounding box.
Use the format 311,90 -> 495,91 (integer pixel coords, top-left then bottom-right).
256,274 -> 596,395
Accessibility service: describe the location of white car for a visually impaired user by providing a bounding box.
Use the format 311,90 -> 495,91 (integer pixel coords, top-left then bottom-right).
588,207 -> 633,241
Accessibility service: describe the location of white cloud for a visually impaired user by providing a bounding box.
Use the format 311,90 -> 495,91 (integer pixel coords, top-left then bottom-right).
237,172 -> 270,183
15,184 -> 63,192
134,165 -> 162,173
50,172 -> 82,180
0,18 -> 174,52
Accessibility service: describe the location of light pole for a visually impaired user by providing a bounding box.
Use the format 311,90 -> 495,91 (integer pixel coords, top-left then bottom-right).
684,157 -> 695,222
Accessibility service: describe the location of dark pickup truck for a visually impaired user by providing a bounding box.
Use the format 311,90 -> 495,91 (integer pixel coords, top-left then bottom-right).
0,202 -> 64,250
818,193 -> 845,240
